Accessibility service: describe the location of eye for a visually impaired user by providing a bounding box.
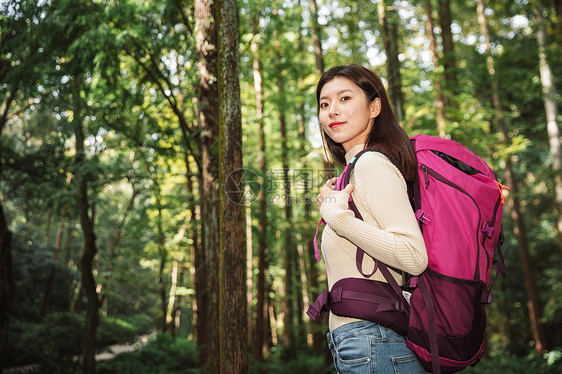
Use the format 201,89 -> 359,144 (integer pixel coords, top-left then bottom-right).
341,96 -> 351,102
319,102 -> 329,108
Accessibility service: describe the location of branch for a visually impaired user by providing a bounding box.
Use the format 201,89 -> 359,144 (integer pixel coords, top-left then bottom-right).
124,47 -> 201,169
0,87 -> 17,134
126,39 -> 178,108
174,0 -> 194,35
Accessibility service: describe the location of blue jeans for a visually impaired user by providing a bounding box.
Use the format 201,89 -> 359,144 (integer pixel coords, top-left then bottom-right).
326,320 -> 425,374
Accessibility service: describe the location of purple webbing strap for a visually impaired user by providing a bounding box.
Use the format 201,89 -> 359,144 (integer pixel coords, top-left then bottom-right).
497,242 -> 507,278
306,285 -> 405,322
306,290 -> 330,320
313,162 -> 352,263
348,200 -> 378,278
355,250 -> 377,277
377,262 -> 407,305
335,289 -> 405,312
315,146 -> 385,266
489,241 -> 507,293
313,218 -> 326,262
420,276 -> 441,374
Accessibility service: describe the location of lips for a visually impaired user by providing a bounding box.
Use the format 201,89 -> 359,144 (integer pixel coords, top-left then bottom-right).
329,121 -> 345,128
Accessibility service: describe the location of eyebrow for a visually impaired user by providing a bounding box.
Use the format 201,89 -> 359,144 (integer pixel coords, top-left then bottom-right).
319,88 -> 354,101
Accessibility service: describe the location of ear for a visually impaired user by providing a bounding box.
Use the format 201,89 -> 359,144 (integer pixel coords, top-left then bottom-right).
369,98 -> 382,119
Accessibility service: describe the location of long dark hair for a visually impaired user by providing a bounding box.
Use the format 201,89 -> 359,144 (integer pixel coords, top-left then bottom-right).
316,65 -> 417,182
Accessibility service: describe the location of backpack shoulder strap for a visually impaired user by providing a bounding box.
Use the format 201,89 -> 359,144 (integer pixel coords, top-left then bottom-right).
342,147 -> 413,283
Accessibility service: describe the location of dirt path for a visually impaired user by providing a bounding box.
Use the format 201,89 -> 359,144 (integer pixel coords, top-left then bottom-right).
2,333 -> 155,373
95,333 -> 154,361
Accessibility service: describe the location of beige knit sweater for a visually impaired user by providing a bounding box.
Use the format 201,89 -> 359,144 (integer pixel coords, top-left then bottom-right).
319,144 -> 428,332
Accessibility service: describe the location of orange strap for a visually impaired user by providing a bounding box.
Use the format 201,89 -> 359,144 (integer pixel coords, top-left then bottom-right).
494,181 -> 510,205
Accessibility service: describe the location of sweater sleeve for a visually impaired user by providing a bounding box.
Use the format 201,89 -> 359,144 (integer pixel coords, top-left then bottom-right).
319,152 -> 428,275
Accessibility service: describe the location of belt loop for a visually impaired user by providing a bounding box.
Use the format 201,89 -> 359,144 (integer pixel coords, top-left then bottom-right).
378,324 -> 387,341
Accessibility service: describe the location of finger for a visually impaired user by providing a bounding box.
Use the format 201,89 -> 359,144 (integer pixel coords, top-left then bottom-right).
342,183 -> 355,195
324,178 -> 335,188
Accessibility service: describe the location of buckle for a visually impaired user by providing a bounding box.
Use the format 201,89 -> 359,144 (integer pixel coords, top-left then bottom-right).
415,209 -> 431,225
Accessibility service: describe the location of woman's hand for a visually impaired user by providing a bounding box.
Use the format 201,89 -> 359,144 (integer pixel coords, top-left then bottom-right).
317,177 -> 355,210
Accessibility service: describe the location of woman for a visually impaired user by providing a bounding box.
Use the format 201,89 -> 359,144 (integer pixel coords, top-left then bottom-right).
316,65 -> 428,373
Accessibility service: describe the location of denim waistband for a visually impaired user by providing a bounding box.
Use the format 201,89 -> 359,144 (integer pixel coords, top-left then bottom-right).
326,320 -> 403,346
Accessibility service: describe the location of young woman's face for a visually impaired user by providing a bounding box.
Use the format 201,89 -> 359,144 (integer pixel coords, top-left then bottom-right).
318,77 -> 381,152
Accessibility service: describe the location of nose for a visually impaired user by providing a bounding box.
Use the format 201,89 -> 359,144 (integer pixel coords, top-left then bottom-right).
328,102 -> 339,118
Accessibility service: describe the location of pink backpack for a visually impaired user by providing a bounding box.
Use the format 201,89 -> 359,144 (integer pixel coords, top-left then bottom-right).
307,135 -> 508,373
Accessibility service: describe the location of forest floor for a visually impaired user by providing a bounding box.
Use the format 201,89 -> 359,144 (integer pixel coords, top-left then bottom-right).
2,333 -> 155,373
95,333 -> 154,361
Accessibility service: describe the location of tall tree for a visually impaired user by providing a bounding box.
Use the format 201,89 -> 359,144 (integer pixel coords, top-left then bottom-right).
251,15 -> 269,361
535,0 -> 562,235
274,28 -> 299,357
0,66 -> 14,373
424,0 -> 447,138
218,0 -> 248,371
0,3 -> 31,367
476,0 -> 547,353
554,0 -> 562,63
438,0 -> 458,108
308,0 -> 334,177
194,0 -> 220,370
72,78 -> 100,374
378,0 -> 405,121
297,0 -> 323,350
308,0 -> 324,75
40,220 -> 65,319
0,170 -> 14,373
155,190 -> 168,332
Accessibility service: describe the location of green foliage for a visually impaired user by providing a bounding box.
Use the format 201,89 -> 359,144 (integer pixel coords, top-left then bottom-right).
6,312 -> 84,373
464,350 -> 562,373
10,242 -> 77,321
249,345 -> 334,374
97,316 -> 139,348
7,312 -> 153,371
96,333 -> 200,374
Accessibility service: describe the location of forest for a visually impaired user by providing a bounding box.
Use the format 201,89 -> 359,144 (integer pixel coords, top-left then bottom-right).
1,0 -> 562,373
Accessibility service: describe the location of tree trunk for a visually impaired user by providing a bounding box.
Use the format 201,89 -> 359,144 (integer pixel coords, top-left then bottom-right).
274,29 -> 298,356
99,181 -> 138,316
251,17 -> 269,361
166,259 -> 179,334
218,0 -> 248,372
424,1 -> 447,138
185,152 -> 201,341
0,87 -> 16,132
0,95 -> 15,371
246,190 -> 254,344
156,199 -> 168,332
65,225 -> 74,268
295,5 -> 325,350
308,0 -> 334,175
0,200 -> 14,372
267,279 -> 278,347
476,0 -> 547,353
195,0 -> 220,370
553,0 -> 562,63
536,0 -> 562,235
106,183 -> 138,256
40,221 -> 64,320
438,0 -> 458,108
378,0 -> 404,121
72,79 -> 100,374
308,0 -> 324,75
